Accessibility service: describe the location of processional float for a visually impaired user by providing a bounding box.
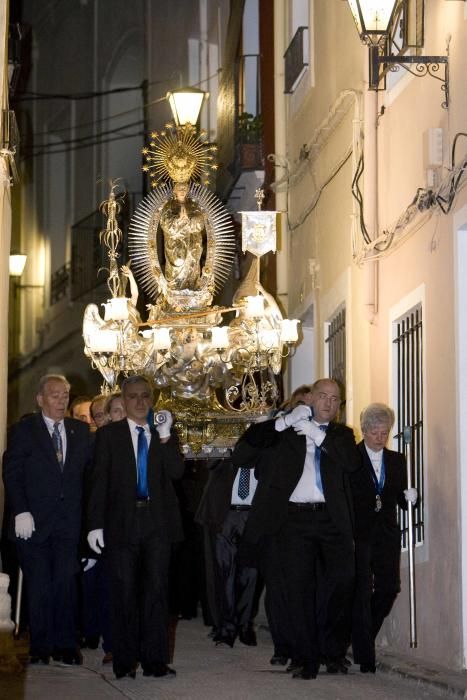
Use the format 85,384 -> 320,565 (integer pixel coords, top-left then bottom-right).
82,123 -> 300,456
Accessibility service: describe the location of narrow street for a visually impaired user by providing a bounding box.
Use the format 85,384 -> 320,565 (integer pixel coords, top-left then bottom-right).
0,617 -> 459,700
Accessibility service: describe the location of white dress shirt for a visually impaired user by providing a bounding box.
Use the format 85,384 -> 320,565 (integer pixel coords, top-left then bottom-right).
365,444 -> 384,481
231,468 -> 258,506
289,421 -> 327,504
127,418 -> 152,476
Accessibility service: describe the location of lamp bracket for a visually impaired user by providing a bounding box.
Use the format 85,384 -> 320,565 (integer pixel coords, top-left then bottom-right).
370,46 -> 449,109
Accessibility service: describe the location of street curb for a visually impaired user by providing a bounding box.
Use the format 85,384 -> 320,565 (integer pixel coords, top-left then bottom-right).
378,652 -> 467,698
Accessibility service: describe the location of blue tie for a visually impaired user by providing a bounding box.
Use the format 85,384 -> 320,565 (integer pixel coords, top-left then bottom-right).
136,426 -> 149,499
52,422 -> 64,471
237,467 -> 250,500
314,425 -> 327,494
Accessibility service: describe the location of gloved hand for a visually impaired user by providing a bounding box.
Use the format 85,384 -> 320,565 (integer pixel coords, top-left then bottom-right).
87,529 -> 105,554
404,487 -> 418,505
294,420 -> 326,446
15,512 -> 35,540
81,558 -> 97,573
155,410 -> 173,439
275,404 -> 312,432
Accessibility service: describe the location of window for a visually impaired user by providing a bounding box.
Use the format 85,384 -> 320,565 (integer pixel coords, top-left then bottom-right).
392,303 -> 424,547
324,306 -> 346,421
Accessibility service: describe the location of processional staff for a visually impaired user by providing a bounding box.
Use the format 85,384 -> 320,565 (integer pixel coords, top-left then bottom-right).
403,426 -> 417,648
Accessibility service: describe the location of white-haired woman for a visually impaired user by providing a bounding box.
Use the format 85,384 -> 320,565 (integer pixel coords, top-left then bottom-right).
350,403 -> 417,673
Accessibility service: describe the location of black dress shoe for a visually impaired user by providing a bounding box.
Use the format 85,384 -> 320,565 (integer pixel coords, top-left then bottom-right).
270,654 -> 288,666
292,663 -> 319,680
84,635 -> 99,649
151,663 -> 176,678
286,659 -> 302,673
326,658 -> 348,674
61,649 -> 83,665
114,664 -> 137,679
360,662 -> 376,673
238,627 -> 257,646
214,634 -> 235,648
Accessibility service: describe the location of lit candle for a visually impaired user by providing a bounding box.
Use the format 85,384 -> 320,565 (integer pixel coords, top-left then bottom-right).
210,326 -> 229,349
102,297 -> 129,321
245,295 -> 265,318
281,319 -> 299,342
154,327 -> 172,350
259,329 -> 280,350
88,330 -> 119,353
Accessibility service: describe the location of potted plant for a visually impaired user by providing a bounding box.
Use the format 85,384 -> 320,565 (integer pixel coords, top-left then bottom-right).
237,112 -> 263,168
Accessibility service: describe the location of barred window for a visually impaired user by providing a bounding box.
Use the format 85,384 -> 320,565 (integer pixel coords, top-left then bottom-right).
392,303 -> 424,547
324,306 -> 346,421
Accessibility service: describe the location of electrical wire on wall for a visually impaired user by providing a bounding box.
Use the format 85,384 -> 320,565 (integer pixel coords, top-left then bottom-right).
16,71 -> 220,161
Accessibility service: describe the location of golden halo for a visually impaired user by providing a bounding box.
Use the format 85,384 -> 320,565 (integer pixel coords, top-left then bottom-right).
141,123 -> 218,188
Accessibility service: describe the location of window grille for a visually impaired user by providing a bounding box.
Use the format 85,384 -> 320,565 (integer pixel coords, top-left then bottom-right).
324,306 -> 346,421
392,303 -> 424,547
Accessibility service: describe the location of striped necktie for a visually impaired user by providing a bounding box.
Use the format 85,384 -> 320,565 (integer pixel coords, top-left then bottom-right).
52,422 -> 64,471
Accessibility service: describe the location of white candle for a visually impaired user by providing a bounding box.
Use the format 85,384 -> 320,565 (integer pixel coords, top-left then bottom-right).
245,295 -> 265,318
88,330 -> 119,353
154,327 -> 172,350
210,326 -> 229,348
259,329 -> 280,350
281,319 -> 299,342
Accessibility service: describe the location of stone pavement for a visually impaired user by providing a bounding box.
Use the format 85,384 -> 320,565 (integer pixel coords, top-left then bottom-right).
0,618 -> 465,699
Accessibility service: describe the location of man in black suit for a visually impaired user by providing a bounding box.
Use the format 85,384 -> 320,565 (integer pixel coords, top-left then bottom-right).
232,378 -> 360,680
196,457 -> 261,648
3,374 -> 91,665
86,375 -> 184,680
350,402 -> 417,673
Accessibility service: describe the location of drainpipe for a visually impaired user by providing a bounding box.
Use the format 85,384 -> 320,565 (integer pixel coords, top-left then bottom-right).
273,0 -> 288,315
363,71 -> 379,323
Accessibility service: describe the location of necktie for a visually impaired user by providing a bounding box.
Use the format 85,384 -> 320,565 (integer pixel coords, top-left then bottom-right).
314,425 -> 327,494
237,467 -> 250,500
52,422 -> 63,470
136,426 -> 149,499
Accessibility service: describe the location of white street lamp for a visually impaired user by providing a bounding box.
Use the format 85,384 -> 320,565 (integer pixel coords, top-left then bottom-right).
167,87 -> 208,126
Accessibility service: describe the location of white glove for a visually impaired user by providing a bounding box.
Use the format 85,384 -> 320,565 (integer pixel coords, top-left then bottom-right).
155,410 -> 173,439
294,420 -> 326,446
275,404 -> 311,432
87,529 -> 105,554
82,558 -> 97,573
15,512 -> 35,540
404,487 -> 418,505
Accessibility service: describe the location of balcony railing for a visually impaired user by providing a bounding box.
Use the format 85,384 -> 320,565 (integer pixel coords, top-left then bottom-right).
50,192 -> 141,305
284,26 -> 309,94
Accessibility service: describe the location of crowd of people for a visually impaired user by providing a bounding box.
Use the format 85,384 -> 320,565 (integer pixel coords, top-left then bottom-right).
1,373 -> 418,682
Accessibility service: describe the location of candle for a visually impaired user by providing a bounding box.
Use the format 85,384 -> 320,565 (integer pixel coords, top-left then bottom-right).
245,295 -> 265,318
154,327 -> 172,350
259,329 -> 280,350
281,319 -> 299,342
210,326 -> 229,349
102,297 -> 129,321
88,330 -> 119,353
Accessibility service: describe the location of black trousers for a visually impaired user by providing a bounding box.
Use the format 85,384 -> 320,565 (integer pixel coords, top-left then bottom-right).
212,510 -> 260,642
16,534 -> 79,654
256,533 -> 294,658
276,506 -> 355,666
107,506 -> 171,670
351,534 -> 401,665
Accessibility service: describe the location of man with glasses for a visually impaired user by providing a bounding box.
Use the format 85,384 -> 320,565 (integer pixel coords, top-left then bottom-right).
233,379 -> 360,680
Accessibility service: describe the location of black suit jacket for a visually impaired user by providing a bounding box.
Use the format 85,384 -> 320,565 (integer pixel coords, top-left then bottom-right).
232,418 -> 360,543
195,458 -> 239,531
86,419 -> 185,546
351,441 -> 407,542
3,413 -> 91,543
